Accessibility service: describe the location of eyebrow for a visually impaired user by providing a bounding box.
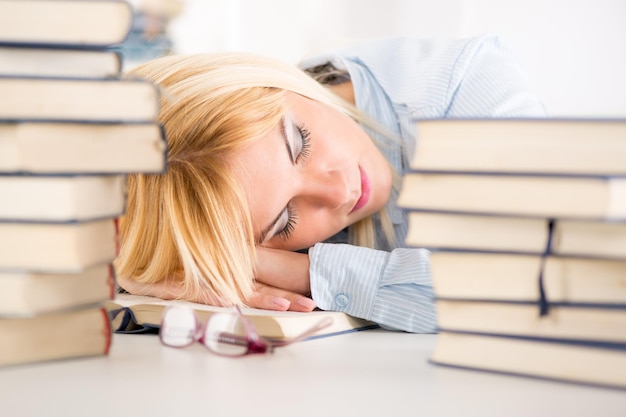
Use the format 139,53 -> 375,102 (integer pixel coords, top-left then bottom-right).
256,117 -> 293,245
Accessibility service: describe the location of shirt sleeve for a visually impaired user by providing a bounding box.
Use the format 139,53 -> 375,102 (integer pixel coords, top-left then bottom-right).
306,34 -> 547,120
309,242 -> 437,333
442,34 -> 547,118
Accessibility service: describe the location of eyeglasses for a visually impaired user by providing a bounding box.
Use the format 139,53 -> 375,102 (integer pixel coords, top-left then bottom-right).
159,305 -> 333,357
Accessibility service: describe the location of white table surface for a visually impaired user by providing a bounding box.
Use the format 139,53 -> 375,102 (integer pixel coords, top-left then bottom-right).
0,329 -> 625,417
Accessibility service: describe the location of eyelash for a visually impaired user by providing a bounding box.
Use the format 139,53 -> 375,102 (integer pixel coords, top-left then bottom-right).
296,123 -> 311,162
278,204 -> 298,240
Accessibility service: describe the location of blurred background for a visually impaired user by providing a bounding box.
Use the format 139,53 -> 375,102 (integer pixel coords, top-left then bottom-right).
124,0 -> 626,118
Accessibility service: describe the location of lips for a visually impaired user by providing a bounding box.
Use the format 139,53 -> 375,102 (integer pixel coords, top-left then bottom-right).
350,165 -> 371,213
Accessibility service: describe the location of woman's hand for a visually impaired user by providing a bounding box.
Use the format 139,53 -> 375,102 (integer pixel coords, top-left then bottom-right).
245,282 -> 316,312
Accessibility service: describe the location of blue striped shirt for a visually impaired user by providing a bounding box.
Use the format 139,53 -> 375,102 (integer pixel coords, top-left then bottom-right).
300,34 -> 547,333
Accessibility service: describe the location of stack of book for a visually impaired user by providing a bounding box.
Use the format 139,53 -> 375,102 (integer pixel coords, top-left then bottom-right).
0,0 -> 167,366
398,118 -> 626,389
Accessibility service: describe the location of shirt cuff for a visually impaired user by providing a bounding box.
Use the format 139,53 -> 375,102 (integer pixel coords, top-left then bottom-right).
309,243 -> 437,333
309,242 -> 385,320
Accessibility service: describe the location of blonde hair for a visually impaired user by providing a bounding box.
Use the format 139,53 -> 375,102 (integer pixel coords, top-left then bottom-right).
115,52 -> 397,305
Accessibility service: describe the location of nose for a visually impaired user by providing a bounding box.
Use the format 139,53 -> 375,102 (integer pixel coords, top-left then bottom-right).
299,168 -> 351,210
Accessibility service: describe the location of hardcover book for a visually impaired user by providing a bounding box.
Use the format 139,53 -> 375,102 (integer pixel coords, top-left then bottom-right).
411,118 -> 626,175
0,264 -> 116,316
405,211 -> 626,259
0,121 -> 167,174
0,219 -> 117,271
436,300 -> 626,345
0,46 -> 122,78
0,306 -> 112,367
0,175 -> 126,222
431,331 -> 626,390
398,173 -> 626,220
0,0 -> 133,48
0,77 -> 160,122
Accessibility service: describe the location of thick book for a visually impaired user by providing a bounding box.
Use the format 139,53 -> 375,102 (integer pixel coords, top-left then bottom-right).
0,175 -> 125,222
406,211 -> 626,259
436,300 -> 626,345
430,251 -> 626,305
430,331 -> 626,390
0,121 -> 167,174
0,219 -> 117,272
0,0 -> 133,48
411,119 -> 626,175
105,294 -> 379,340
0,263 -> 115,316
0,306 -> 112,367
0,46 -> 122,78
0,77 -> 159,122
398,173 -> 626,220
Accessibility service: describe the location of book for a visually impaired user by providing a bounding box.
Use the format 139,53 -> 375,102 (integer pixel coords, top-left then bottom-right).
397,173 -> 626,220
0,219 -> 117,271
0,77 -> 159,122
405,211 -> 626,259
0,0 -> 133,48
430,331 -> 626,390
0,121 -> 167,174
0,305 -> 112,367
0,174 -> 126,222
0,263 -> 115,316
411,119 -> 626,175
436,300 -> 626,344
0,46 -> 122,78
105,294 -> 379,340
430,251 -> 626,304
552,219 -> 626,259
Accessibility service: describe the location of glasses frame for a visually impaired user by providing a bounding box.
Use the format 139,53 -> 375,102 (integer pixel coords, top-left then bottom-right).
159,305 -> 333,357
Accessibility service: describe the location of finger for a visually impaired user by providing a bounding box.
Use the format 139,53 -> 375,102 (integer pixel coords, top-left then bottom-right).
246,292 -> 291,311
249,284 -> 317,312
255,284 -> 317,312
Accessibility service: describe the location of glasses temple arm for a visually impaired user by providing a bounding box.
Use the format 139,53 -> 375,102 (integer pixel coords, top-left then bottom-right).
269,316 -> 334,347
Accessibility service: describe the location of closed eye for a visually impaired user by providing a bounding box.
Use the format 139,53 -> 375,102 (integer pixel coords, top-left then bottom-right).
268,117 -> 312,242
284,115 -> 312,163
294,123 -> 311,162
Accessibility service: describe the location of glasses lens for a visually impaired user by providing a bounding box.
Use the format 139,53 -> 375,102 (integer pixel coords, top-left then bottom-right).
202,313 -> 249,356
160,307 -> 198,347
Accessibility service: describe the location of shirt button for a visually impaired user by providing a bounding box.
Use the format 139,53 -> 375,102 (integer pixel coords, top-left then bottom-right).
335,293 -> 349,307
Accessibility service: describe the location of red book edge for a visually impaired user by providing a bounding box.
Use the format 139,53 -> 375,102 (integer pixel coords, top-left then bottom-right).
100,307 -> 113,355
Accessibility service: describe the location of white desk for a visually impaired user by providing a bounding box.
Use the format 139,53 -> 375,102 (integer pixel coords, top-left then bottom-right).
0,330 -> 624,417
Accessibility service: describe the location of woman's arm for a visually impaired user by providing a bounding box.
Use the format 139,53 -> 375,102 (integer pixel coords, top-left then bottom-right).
254,246 -> 311,294
117,270 -> 316,312
443,35 -> 547,118
253,244 -> 437,333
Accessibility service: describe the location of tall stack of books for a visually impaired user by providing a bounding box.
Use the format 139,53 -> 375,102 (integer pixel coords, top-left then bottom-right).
0,0 -> 167,366
398,118 -> 626,389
